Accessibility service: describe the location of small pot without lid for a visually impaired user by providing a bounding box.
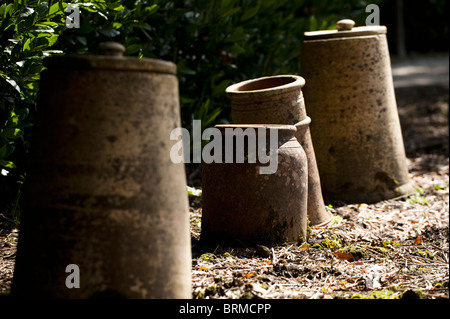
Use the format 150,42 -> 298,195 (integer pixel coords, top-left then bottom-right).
201,124 -> 309,246
227,75 -> 333,227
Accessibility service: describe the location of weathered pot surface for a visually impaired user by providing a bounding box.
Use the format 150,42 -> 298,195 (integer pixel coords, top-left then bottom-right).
12,42 -> 191,299
226,75 -> 333,227
201,124 -> 309,246
301,20 -> 414,203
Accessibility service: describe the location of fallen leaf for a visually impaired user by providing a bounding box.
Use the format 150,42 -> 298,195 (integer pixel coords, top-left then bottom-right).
333,251 -> 355,262
199,266 -> 210,271
246,273 -> 255,278
365,265 -> 383,290
414,236 -> 422,245
251,283 -> 267,295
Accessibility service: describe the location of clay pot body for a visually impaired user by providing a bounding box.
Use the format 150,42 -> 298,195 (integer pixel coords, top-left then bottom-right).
226,75 -> 333,227
301,22 -> 414,203
201,125 -> 308,245
12,44 -> 191,298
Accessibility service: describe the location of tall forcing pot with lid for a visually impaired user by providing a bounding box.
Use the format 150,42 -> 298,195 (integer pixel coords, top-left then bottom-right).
301,20 -> 414,203
12,43 -> 191,298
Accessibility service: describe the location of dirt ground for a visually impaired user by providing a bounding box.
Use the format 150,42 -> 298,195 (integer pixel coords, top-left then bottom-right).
0,82 -> 448,299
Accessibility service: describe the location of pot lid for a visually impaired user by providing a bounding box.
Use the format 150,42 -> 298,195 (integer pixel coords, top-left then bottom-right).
43,42 -> 176,75
304,19 -> 386,40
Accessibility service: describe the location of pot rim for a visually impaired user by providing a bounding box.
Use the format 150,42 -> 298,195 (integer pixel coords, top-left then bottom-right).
43,55 -> 177,75
294,116 -> 311,129
215,124 -> 297,135
304,25 -> 387,41
225,75 -> 305,98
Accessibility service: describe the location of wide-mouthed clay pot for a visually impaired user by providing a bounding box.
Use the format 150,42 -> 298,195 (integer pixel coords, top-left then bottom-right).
226,75 -> 333,227
201,124 -> 308,245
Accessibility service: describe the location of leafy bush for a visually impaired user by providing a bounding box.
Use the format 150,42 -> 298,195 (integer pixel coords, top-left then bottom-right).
0,0 -> 379,215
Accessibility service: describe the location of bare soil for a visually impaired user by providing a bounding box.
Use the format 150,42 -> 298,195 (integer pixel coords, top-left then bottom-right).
0,84 -> 448,299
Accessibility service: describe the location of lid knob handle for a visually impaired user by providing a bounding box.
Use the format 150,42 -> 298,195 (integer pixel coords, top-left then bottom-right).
98,42 -> 125,57
336,19 -> 355,31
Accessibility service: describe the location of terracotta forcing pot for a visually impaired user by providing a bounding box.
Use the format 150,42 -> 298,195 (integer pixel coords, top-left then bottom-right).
201,124 -> 308,246
12,43 -> 191,298
226,75 -> 333,227
301,20 -> 414,203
